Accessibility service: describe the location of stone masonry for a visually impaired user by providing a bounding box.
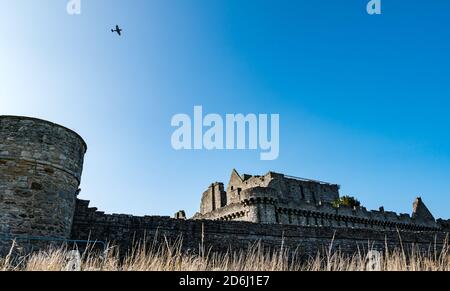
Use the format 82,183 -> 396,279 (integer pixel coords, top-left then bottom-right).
193,170 -> 440,232
70,198 -> 449,256
0,116 -> 86,253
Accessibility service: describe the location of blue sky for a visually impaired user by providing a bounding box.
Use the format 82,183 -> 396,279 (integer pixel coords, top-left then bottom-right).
1,0 -> 450,218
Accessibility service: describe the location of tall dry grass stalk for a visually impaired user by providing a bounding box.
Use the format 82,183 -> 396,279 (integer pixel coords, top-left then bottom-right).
1,238 -> 449,271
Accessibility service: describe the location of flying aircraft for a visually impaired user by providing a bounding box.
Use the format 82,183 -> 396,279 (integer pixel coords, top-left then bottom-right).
111,25 -> 122,36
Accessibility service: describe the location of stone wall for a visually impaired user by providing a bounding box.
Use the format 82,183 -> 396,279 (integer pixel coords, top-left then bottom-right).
71,199 -> 449,256
195,170 -> 440,232
200,183 -> 227,215
224,170 -> 340,206
438,219 -> 450,232
195,189 -> 440,232
0,116 -> 86,242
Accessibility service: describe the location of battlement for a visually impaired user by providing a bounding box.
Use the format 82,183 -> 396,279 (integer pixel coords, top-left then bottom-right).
193,169 -> 440,231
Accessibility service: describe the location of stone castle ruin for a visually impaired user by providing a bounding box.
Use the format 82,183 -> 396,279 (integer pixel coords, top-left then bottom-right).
193,170 -> 439,231
0,116 -> 449,255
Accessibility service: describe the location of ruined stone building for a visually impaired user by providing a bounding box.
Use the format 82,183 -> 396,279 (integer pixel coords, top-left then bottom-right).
0,116 -> 449,255
193,170 -> 439,231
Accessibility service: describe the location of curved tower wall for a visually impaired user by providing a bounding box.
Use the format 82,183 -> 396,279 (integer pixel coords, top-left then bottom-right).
0,116 -> 86,239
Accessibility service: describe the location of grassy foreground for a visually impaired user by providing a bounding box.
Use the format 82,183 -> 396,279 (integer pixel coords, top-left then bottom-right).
1,239 -> 449,271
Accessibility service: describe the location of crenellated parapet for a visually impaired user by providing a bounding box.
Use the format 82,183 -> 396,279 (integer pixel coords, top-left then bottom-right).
240,187 -> 278,204
193,169 -> 443,231
274,206 -> 439,231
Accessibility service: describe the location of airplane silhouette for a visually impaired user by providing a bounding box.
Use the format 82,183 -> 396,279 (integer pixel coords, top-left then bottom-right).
111,25 -> 122,36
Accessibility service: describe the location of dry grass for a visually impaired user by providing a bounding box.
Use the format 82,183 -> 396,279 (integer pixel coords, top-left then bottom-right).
1,238 -> 449,271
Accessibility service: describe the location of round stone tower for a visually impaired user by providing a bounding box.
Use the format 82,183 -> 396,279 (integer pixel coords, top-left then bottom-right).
0,116 -> 86,240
